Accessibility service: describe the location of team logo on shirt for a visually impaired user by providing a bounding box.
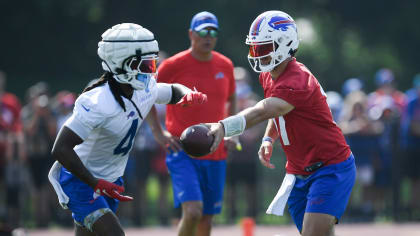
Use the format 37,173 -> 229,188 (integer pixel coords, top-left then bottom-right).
215,72 -> 225,80
81,104 -> 90,112
127,111 -> 135,119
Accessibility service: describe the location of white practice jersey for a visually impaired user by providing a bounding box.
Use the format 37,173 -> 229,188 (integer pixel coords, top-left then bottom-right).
63,79 -> 172,182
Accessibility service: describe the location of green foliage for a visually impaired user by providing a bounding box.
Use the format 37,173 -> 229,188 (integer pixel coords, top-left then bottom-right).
1,0 -> 419,99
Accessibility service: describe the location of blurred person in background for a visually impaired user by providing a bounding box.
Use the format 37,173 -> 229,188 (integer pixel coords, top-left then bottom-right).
400,74 -> 420,220
367,68 -> 406,218
325,91 -> 343,122
48,23 -> 206,236
21,81 -> 57,228
157,11 -> 237,236
204,11 -> 356,236
369,95 -> 400,218
225,67 -> 263,223
0,71 -> 26,231
341,78 -> 364,98
53,91 -> 76,132
367,68 -> 406,113
338,90 -> 383,221
404,74 -> 420,102
50,90 -> 76,225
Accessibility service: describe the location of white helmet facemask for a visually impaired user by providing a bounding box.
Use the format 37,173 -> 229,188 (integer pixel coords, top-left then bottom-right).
98,23 -> 159,90
245,11 -> 299,73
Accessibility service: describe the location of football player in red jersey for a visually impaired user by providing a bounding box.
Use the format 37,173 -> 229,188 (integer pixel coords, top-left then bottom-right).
204,11 -> 356,236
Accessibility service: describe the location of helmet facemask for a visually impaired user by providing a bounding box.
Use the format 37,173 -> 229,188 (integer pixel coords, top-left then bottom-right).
246,40 -> 278,72
118,53 -> 159,91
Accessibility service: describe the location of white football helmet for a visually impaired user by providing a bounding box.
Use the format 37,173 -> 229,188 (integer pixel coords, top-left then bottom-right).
245,11 -> 299,72
98,23 -> 159,90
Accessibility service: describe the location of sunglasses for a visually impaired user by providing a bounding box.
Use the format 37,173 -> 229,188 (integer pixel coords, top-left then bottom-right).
196,29 -> 218,38
126,56 -> 158,74
248,42 -> 274,58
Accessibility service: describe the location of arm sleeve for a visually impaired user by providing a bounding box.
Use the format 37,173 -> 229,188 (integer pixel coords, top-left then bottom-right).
155,83 -> 173,104
63,114 -> 92,140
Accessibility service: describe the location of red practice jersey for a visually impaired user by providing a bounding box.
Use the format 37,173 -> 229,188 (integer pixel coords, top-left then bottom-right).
259,58 -> 351,175
0,92 -> 22,160
157,50 -> 235,160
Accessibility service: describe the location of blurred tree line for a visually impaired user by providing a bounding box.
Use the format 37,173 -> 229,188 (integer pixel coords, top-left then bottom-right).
1,0 -> 419,99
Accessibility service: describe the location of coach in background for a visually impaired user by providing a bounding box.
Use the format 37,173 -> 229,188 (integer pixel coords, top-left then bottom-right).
157,11 -> 237,236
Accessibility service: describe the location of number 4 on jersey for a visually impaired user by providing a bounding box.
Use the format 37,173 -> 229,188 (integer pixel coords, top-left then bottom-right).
114,119 -> 138,156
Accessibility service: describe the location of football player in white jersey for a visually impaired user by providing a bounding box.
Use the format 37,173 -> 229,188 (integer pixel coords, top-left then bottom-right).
48,23 -> 207,236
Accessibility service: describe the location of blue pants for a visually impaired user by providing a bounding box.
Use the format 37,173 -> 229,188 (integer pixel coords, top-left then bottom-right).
59,168 -> 123,228
287,154 -> 356,232
166,151 -> 226,215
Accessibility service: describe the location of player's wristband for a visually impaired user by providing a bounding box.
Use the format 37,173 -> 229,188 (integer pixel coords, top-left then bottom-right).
262,136 -> 273,144
219,114 -> 246,137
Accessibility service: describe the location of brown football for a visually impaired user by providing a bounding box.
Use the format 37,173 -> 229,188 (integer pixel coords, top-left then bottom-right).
180,124 -> 214,158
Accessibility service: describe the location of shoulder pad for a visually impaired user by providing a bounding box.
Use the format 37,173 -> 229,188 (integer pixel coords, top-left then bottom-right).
75,84 -> 121,117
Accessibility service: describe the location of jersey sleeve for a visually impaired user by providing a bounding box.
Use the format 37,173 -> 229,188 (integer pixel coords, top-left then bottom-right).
65,94 -> 107,140
157,59 -> 175,83
271,87 -> 312,108
270,73 -> 315,108
155,83 -> 173,104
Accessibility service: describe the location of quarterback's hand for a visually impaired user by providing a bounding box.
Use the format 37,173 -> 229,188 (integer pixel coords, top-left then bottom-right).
203,122 -> 225,152
258,141 -> 275,169
177,88 -> 207,107
93,179 -> 133,202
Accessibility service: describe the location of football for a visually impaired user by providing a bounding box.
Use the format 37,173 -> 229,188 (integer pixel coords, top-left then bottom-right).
180,124 -> 214,158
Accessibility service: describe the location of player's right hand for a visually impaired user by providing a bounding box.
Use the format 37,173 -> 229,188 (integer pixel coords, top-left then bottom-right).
258,141 -> 275,169
93,179 -> 133,202
177,88 -> 207,107
203,122 -> 225,153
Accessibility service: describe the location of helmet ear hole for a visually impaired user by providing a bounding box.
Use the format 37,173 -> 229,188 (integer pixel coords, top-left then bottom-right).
115,68 -> 126,75
135,49 -> 142,56
289,48 -> 297,57
274,42 -> 279,51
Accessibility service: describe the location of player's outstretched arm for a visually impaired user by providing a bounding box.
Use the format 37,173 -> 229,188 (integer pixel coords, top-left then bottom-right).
155,83 -> 207,106
205,97 -> 294,152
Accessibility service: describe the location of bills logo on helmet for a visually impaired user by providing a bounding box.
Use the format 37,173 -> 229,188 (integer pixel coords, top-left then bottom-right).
250,16 -> 266,36
268,16 -> 295,31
